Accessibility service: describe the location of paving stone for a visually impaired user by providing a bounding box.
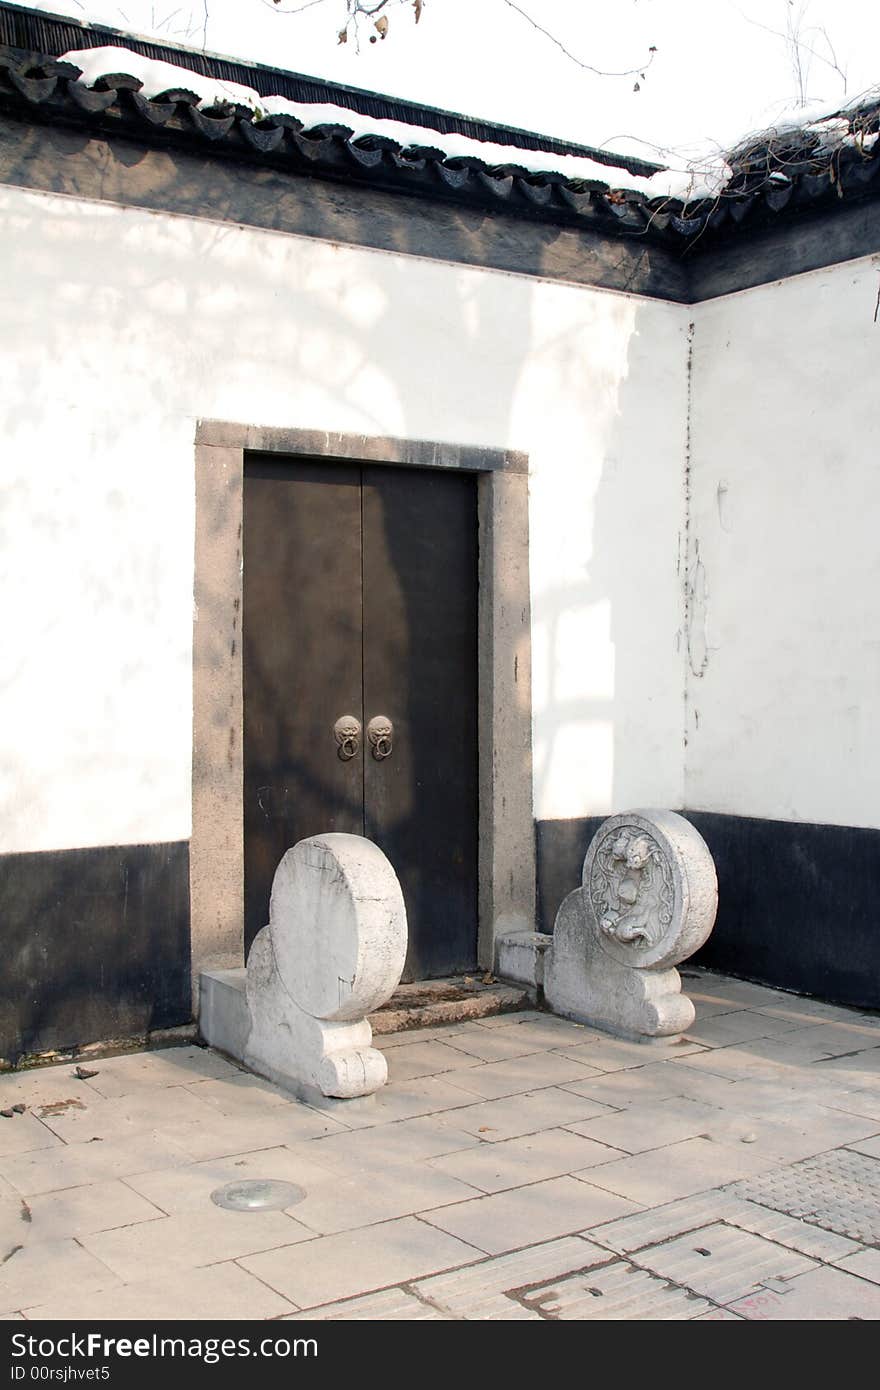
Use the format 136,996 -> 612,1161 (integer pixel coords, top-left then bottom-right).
84,1047 -> 240,1098
848,1134 -> 880,1159
307,1076 -> 478,1129
308,1115 -> 482,1173
183,1074 -> 298,1114
810,1050 -> 880,1091
744,1036 -> 864,1067
554,1037 -> 707,1074
778,1023 -> 880,1055
473,1011 -> 548,1029
755,999 -> 874,1027
239,1215 -> 480,1308
693,981 -> 789,1009
383,1041 -> 484,1082
5,981 -> 879,1323
566,1062 -> 741,1110
0,1237 -> 118,1316
690,998 -> 743,1023
728,1148 -> 880,1244
19,1178 -> 165,1240
727,1265 -> 880,1320
700,1102 -> 880,1163
428,1128 -> 621,1194
705,1076 -> 834,1118
633,1221 -> 815,1303
683,1010 -> 804,1049
560,1064 -> 727,1110
0,1132 -> 193,1196
36,1085 -> 228,1144
521,1260 -> 713,1320
285,1288 -> 452,1319
418,1176 -> 639,1255
157,1105 -> 345,1162
0,1073 -> 102,1112
820,1089 -> 880,1122
475,1018 -> 599,1051
693,1308 -> 745,1319
413,1235 -> 610,1320
81,1204 -> 314,1282
23,1260 -> 293,1321
565,1097 -> 723,1154
375,1023 -> 473,1049
664,1048 -> 812,1085
287,1163 -> 482,1235
582,1137 -> 781,1206
834,1248 -> 880,1286
0,1112 -> 62,1157
443,1053 -> 602,1101
432,1028 -> 552,1063
0,1197 -> 31,1248
436,1088 -> 617,1143
123,1145 -> 342,1214
589,1192 -> 758,1254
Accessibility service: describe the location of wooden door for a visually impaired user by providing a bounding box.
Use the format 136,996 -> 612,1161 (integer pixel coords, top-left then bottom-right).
243,457 -> 478,980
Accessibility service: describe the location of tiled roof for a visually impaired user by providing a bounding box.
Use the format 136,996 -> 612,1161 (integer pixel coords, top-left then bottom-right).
1,40 -> 879,251
0,1 -> 662,176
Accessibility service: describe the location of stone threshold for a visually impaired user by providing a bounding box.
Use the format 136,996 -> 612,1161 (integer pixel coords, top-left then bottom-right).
369,976 -> 530,1035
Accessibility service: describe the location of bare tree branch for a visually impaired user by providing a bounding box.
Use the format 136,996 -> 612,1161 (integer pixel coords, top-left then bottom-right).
259,0 -> 333,16
731,1 -> 848,102
498,0 -> 657,81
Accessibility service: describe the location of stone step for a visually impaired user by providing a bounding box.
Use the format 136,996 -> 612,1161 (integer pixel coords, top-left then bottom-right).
199,968 -> 249,1062
368,976 -> 530,1035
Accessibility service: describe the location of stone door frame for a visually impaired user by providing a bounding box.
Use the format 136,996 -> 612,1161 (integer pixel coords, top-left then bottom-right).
190,420 -> 534,1007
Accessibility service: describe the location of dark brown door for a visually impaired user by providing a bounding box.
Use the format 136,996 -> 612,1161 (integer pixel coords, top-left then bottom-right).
243,457 -> 478,980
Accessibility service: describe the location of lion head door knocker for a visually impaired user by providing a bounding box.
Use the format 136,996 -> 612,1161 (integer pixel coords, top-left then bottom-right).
333,715 -> 361,762
367,715 -> 393,761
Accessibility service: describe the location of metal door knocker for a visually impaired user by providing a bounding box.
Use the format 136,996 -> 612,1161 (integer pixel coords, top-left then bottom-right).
367,715 -> 393,760
334,715 -> 361,761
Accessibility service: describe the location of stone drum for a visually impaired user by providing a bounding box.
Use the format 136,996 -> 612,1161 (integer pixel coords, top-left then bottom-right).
544,810 -> 717,1040
245,833 -> 407,1099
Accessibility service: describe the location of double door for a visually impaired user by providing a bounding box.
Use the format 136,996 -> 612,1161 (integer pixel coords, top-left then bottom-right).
243,458 -> 478,981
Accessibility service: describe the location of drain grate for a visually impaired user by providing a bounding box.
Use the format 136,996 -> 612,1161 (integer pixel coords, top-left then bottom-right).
727,1149 -> 880,1245
211,1179 -> 306,1212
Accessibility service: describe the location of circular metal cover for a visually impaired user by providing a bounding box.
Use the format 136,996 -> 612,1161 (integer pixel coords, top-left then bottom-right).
210,1178 -> 306,1212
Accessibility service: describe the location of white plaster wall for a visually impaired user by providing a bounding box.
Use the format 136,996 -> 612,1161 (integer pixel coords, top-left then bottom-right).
687,255 -> 880,828
0,184 -> 688,854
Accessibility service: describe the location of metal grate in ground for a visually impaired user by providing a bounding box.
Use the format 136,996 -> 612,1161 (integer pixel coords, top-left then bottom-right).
727,1149 -> 880,1246
519,1261 -> 712,1320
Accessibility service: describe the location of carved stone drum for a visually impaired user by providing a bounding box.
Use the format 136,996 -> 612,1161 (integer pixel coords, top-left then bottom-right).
544,809 -> 718,1041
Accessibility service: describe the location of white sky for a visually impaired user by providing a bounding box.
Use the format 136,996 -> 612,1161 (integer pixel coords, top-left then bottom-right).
21,0 -> 880,166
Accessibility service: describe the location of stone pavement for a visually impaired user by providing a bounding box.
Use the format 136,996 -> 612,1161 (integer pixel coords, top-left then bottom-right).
2,969 -> 880,1321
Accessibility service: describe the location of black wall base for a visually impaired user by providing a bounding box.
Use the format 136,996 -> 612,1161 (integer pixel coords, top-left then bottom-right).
1,840 -> 191,1064
536,812 -> 880,1011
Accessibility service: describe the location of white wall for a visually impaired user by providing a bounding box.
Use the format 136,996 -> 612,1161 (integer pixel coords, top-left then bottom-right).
687,255 -> 880,829
0,184 -> 689,855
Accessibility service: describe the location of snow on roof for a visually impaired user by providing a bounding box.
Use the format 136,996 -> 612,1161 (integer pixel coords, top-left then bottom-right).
60,45 -> 732,204
729,85 -> 880,163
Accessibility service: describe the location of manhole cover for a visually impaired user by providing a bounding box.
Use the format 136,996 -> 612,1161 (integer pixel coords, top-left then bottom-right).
211,1179 -> 306,1212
